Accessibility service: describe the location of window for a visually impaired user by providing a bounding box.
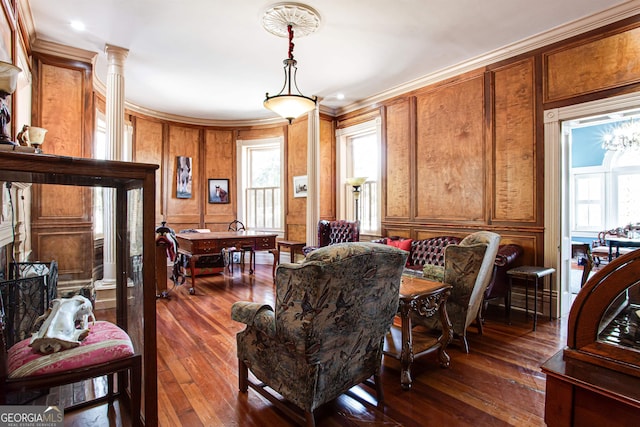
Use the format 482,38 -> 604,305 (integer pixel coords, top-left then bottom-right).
337,118 -> 382,235
570,118 -> 640,235
238,138 -> 284,233
572,173 -> 604,231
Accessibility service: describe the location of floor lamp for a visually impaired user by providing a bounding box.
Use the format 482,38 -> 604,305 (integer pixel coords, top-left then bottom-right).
346,177 -> 367,222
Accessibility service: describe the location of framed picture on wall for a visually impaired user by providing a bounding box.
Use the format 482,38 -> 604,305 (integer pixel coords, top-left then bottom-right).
293,175 -> 307,198
176,156 -> 192,199
208,179 -> 230,204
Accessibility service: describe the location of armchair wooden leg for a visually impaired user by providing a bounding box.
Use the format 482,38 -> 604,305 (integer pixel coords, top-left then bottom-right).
461,334 -> 470,354
305,410 -> 315,427
374,372 -> 385,408
238,358 -> 248,392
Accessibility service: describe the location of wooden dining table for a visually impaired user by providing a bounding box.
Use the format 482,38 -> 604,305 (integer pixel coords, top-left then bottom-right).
383,275 -> 453,390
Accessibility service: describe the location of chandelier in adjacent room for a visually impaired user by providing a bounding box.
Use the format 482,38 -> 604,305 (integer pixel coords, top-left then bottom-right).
602,120 -> 640,151
262,3 -> 320,123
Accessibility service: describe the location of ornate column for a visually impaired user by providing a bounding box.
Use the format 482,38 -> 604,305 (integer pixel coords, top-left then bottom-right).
306,106 -> 320,247
96,44 -> 128,309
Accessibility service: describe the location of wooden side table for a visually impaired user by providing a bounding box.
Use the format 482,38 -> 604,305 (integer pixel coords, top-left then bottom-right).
383,275 -> 452,390
276,240 -> 306,263
507,265 -> 555,331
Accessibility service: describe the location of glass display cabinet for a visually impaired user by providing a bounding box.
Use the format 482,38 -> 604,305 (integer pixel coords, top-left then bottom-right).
542,249 -> 640,426
0,151 -> 158,426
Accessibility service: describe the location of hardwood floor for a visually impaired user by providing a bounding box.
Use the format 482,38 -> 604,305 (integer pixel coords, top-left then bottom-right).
70,262 -> 566,426
152,263 -> 565,427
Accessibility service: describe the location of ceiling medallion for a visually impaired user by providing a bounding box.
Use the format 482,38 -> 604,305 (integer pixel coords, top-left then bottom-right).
261,3 -> 321,38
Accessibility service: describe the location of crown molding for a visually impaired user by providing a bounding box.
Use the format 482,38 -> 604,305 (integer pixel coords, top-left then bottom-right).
337,1 -> 640,116
31,38 -> 97,65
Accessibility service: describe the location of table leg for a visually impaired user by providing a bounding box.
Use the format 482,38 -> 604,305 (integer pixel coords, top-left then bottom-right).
188,255 -> 197,295
289,247 -> 295,263
533,277 -> 538,331
525,277 -> 529,321
398,303 -> 415,390
548,273 -> 553,321
437,293 -> 452,368
609,243 -> 614,262
270,249 -> 279,282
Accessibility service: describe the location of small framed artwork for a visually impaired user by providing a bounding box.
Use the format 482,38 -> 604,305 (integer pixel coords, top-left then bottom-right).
176,156 -> 192,199
293,175 -> 307,198
208,179 -> 230,204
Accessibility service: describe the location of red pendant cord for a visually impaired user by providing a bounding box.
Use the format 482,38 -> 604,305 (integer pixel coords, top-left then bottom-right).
288,24 -> 295,60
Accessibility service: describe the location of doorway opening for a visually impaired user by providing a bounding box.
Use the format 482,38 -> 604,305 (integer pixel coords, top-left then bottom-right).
545,92 -> 640,318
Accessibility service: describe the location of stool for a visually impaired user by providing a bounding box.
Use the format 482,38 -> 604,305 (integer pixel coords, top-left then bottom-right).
277,240 -> 306,263
506,266 -> 555,331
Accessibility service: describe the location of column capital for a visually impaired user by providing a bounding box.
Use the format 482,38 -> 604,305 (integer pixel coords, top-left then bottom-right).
105,44 -> 129,66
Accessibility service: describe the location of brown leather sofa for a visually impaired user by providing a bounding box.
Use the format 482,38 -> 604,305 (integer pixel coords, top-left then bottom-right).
373,236 -> 461,274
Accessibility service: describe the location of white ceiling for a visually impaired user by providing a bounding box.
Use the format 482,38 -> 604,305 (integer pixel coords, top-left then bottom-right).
26,0 -> 635,122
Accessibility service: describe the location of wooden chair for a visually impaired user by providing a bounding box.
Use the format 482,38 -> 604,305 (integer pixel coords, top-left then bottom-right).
0,285 -> 142,426
226,220 -> 255,273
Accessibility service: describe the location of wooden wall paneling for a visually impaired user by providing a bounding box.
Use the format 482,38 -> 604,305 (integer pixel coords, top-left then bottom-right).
414,74 -> 486,223
204,128 -> 235,228
166,124 -> 201,226
133,116 -> 164,225
31,54 -> 94,290
36,229 -> 93,282
413,228 -> 468,241
384,97 -> 413,221
544,24 -> 640,104
319,116 -> 335,220
492,57 -> 538,225
286,118 -> 308,242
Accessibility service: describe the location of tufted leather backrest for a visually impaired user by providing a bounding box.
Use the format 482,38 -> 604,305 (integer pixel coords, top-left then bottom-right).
409,236 -> 461,267
317,220 -> 360,247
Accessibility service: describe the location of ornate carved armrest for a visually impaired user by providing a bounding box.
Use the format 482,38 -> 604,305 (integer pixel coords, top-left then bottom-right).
231,302 -> 276,337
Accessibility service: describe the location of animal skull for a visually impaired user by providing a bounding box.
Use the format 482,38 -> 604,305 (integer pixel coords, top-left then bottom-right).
30,295 -> 95,354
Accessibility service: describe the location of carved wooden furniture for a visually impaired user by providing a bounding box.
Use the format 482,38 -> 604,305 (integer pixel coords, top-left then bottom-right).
0,151 -> 158,426
542,249 -> 640,426
175,230 -> 278,292
232,242 -> 407,427
507,266 -> 555,330
383,275 -> 452,390
605,236 -> 640,262
302,220 -> 360,255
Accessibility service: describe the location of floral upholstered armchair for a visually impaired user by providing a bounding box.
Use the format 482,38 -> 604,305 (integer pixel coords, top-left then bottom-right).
412,231 -> 501,353
231,242 -> 408,427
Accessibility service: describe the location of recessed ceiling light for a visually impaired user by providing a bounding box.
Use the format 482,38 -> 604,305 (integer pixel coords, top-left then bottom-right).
70,20 -> 86,31
336,93 -> 345,100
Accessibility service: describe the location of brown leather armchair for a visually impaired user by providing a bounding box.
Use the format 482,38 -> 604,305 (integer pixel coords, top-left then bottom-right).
302,220 -> 360,255
481,244 -> 524,319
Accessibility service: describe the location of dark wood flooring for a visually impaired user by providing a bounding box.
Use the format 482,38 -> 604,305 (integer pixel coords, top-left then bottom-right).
72,262 -> 567,426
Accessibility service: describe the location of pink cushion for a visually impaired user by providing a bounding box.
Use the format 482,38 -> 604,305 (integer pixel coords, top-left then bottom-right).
387,239 -> 412,265
8,321 -> 134,378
